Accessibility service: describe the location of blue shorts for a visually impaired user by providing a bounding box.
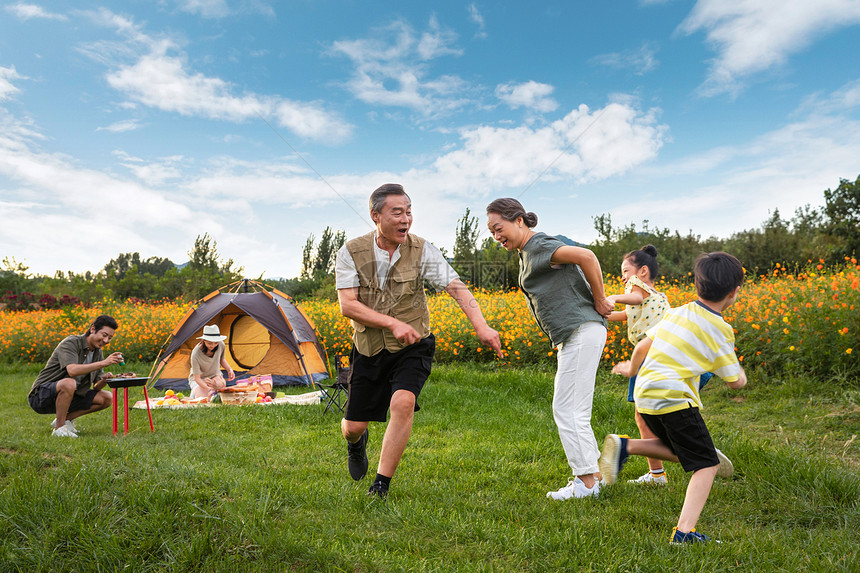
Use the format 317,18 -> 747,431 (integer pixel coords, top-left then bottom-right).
28,381 -> 99,415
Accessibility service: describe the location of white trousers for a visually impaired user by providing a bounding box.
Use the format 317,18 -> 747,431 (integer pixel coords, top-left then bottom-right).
552,321 -> 607,476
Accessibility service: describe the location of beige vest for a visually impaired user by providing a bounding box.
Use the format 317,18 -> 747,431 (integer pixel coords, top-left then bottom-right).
346,232 -> 431,356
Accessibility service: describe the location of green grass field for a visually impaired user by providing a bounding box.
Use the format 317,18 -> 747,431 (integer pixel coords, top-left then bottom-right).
1,362 -> 857,572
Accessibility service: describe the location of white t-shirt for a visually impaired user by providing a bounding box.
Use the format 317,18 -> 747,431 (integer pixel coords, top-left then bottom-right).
335,233 -> 458,292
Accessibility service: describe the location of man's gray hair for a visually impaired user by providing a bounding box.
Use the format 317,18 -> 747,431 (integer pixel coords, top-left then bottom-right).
369,183 -> 409,214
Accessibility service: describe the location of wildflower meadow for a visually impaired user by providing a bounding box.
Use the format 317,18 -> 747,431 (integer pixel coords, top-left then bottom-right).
0,260 -> 857,377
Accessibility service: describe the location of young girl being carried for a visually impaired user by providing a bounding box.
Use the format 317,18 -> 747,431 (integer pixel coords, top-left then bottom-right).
607,245 -> 672,485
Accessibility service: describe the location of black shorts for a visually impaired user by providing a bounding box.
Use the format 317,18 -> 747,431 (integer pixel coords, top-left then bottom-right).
640,406 -> 720,473
28,381 -> 99,415
345,334 -> 435,423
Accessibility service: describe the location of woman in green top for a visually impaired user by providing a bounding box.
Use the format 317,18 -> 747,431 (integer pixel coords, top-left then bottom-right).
487,198 -> 612,500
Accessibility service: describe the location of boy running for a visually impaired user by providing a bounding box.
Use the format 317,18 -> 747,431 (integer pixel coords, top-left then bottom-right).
599,252 -> 747,544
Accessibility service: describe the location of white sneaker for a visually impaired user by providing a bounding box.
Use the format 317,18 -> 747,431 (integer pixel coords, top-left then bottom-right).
51,418 -> 76,432
52,425 -> 78,438
546,477 -> 599,500
715,448 -> 734,478
628,471 -> 668,485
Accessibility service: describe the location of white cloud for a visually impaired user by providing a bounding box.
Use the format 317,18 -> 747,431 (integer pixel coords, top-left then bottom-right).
112,150 -> 186,185
329,19 -> 470,115
468,3 -> 488,39
590,44 -> 659,75
426,100 -> 667,194
0,66 -> 23,101
679,0 -> 860,96
495,81 -> 558,113
796,78 -> 860,116
86,10 -> 352,143
175,0 -> 275,19
5,2 -> 67,21
97,119 -> 143,133
417,15 -> 463,60
606,83 -> 860,239
177,0 -> 230,18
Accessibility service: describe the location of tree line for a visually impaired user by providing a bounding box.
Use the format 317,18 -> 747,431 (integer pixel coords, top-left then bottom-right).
1,176 -> 857,308
0,233 -> 242,310
449,175 -> 859,289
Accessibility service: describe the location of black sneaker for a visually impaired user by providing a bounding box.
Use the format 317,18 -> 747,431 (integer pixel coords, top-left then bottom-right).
347,429 -> 369,481
367,480 -> 388,500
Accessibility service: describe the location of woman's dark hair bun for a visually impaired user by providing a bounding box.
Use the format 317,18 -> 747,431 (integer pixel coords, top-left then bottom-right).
642,244 -> 658,258
523,212 -> 538,228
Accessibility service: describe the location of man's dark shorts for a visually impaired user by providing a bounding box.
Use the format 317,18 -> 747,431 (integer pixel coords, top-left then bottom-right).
345,334 -> 435,423
640,406 -> 720,473
28,381 -> 99,415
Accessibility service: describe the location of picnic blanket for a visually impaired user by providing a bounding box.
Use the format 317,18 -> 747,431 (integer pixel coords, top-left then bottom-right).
133,390 -> 324,410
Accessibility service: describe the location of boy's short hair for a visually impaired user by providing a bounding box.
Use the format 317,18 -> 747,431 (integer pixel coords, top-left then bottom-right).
694,252 -> 744,302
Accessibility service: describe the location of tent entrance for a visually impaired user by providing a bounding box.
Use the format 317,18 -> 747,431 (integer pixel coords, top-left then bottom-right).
223,313 -> 271,370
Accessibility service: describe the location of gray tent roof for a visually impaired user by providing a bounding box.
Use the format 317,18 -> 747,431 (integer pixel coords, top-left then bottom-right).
161,292 -> 317,359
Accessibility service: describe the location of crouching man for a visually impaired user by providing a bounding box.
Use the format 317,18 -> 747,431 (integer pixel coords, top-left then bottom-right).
28,315 -> 124,437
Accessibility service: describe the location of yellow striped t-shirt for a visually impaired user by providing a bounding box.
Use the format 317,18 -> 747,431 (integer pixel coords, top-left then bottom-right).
633,301 -> 741,415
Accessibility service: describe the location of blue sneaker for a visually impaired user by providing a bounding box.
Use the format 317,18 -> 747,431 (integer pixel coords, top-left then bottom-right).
670,527 -> 721,544
598,434 -> 629,485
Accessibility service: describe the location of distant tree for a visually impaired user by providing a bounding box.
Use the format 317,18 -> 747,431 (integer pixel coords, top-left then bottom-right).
0,257 -> 35,296
722,207 -> 828,274
823,175 -> 860,261
104,253 -> 139,279
181,233 -> 243,300
590,214 -> 710,280
475,236 -> 518,290
188,233 -> 228,272
300,234 -> 315,280
312,227 -> 346,279
299,227 -> 346,281
138,255 -> 174,277
451,208 -> 481,283
102,252 -> 176,299
287,227 -> 347,299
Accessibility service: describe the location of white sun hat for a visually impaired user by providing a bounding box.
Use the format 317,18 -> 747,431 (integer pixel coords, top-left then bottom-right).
198,324 -> 227,342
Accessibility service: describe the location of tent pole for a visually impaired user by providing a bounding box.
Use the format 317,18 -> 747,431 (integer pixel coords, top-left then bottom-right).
296,349 -> 317,390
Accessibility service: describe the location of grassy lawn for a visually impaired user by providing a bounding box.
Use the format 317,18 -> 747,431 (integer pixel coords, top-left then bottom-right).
1,362 -> 857,572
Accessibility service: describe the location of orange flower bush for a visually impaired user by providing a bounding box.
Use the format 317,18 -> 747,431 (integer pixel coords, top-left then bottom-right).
0,299 -> 189,364
304,260 -> 859,374
1,259 -> 857,376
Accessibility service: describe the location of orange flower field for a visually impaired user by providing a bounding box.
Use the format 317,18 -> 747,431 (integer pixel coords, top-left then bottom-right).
1,260 -> 857,377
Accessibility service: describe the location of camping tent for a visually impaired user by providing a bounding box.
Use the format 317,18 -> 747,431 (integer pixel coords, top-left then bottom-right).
151,280 -> 330,391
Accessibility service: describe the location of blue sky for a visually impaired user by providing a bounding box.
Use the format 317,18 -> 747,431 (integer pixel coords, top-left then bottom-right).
2,1 -> 859,279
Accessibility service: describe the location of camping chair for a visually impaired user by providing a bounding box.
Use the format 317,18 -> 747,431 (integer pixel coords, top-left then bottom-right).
320,354 -> 350,415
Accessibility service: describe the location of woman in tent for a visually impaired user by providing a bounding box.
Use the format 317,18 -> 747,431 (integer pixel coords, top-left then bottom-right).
189,325 -> 235,399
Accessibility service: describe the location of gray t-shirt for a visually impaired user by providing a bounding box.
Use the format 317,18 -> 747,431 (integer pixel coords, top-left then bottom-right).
518,232 -> 607,348
30,334 -> 104,397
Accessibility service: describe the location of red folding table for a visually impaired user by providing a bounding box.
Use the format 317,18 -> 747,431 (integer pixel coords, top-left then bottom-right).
107,377 -> 154,436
